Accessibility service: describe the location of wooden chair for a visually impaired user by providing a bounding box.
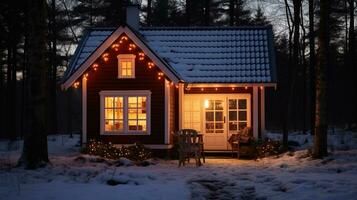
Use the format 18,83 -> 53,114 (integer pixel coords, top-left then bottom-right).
175,129 -> 202,167
228,127 -> 253,159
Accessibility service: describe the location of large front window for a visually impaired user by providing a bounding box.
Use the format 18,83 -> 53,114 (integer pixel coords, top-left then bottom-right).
100,91 -> 151,134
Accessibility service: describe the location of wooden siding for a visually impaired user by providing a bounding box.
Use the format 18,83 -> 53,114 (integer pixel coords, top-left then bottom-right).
86,34 -> 169,144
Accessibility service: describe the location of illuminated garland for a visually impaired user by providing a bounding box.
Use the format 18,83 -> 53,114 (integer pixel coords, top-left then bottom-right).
72,34 -> 174,89
83,139 -> 151,161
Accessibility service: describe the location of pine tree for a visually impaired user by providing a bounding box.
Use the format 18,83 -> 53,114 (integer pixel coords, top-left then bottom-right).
226,0 -> 251,26
251,6 -> 270,26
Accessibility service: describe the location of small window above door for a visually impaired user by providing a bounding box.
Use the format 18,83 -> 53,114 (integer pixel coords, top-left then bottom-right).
117,54 -> 136,78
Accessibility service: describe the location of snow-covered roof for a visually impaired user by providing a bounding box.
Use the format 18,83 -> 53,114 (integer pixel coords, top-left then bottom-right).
63,26 -> 277,84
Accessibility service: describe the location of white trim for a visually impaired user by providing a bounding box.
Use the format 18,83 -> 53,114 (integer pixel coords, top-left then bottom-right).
117,54 -> 136,79
186,83 -> 276,88
62,26 -> 179,89
99,90 -> 151,135
178,83 -> 184,130
100,90 -> 151,96
114,144 -> 174,149
253,86 -> 259,139
260,87 -> 266,138
164,79 -> 170,144
82,77 -> 87,145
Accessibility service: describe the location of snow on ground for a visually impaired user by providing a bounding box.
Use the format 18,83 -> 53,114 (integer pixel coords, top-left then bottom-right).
0,131 -> 357,200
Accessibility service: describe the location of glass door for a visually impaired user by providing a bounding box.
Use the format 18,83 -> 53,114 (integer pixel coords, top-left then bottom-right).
204,99 -> 227,150
227,98 -> 250,144
205,100 -> 224,134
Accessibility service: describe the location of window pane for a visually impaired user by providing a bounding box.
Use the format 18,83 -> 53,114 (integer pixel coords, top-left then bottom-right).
205,123 -> 214,132
139,97 -> 146,110
238,111 -> 247,121
105,120 -> 123,131
105,97 -> 114,108
127,68 -> 132,76
207,100 -> 214,110
128,109 -> 138,119
238,122 -> 247,130
127,62 -> 132,68
229,111 -> 237,121
113,120 -> 123,131
215,123 -> 223,129
105,120 -> 114,131
229,100 -> 237,109
138,120 -> 146,131
128,120 -> 138,130
128,97 -> 138,108
114,108 -> 123,119
238,99 -> 247,109
205,112 -> 214,121
229,122 -> 237,131
215,111 -> 223,121
114,97 -> 123,108
105,109 -> 114,119
215,101 -> 223,110
122,68 -> 127,76
138,108 -> 146,119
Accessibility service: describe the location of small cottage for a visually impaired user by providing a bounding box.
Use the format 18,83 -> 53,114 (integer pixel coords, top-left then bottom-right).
62,6 -> 277,151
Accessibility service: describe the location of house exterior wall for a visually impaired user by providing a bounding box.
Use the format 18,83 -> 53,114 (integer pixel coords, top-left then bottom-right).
85,35 -> 168,145
169,85 -> 178,144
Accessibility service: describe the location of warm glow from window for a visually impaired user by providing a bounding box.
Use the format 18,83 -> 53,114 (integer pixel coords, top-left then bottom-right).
121,61 -> 132,76
128,96 -> 147,131
204,99 -> 209,108
101,92 -> 150,134
118,54 -> 135,78
104,97 -> 124,132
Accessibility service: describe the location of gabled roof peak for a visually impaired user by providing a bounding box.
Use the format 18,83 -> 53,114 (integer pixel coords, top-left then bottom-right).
63,25 -> 277,86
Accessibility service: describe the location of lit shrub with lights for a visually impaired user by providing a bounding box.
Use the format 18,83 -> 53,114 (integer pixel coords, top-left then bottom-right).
255,139 -> 284,158
81,140 -> 151,162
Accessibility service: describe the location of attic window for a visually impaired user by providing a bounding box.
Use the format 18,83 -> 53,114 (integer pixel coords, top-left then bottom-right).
117,54 -> 136,78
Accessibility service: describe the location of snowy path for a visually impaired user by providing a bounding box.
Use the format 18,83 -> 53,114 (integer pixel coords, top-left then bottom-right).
0,133 -> 357,200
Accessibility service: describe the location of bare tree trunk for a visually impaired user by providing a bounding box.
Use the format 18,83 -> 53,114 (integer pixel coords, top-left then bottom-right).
313,0 -> 329,159
21,0 -> 29,139
10,39 -> 17,140
0,49 -> 3,135
309,0 -> 316,135
186,0 -> 191,26
204,0 -> 210,26
6,40 -> 17,141
50,0 -> 57,134
89,0 -> 93,26
19,0 -> 49,169
282,0 -> 294,149
283,0 -> 300,149
300,6 -> 307,134
348,0 -> 356,126
6,45 -> 12,139
147,0 -> 152,26
229,0 -> 235,26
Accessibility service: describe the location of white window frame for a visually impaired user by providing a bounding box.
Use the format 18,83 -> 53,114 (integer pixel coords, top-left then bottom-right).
117,54 -> 136,79
100,90 -> 151,135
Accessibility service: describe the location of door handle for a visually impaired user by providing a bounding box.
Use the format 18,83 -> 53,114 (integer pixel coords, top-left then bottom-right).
224,116 -> 226,123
